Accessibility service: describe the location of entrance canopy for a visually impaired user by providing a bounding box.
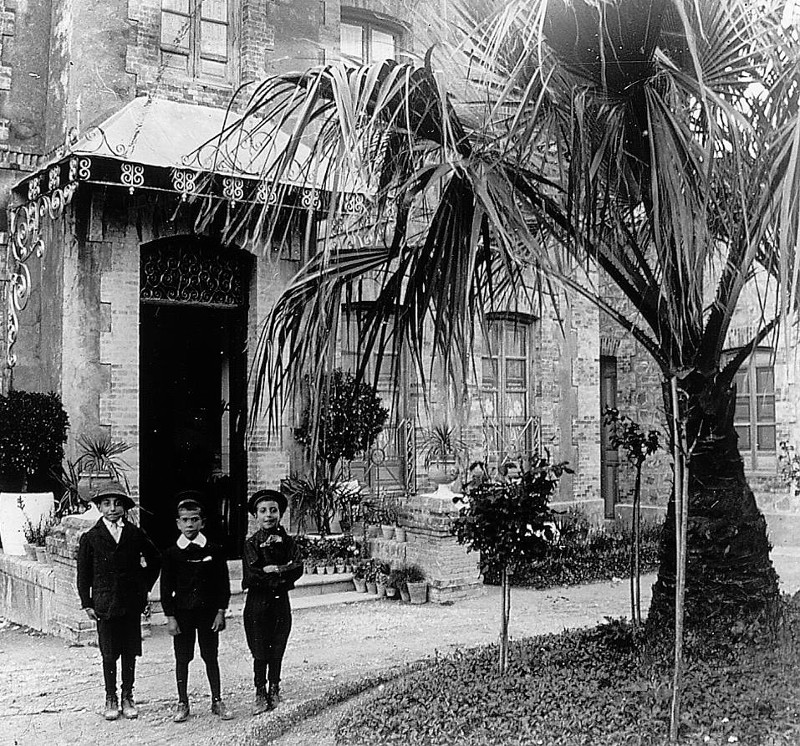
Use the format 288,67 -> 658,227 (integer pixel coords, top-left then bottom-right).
12,96 -> 367,210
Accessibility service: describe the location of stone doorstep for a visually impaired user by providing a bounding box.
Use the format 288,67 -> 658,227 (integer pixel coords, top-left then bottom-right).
147,569 -> 357,626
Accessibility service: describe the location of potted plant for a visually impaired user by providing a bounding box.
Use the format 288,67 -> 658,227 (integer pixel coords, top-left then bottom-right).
352,561 -> 368,592
395,523 -> 407,543
405,564 -> 428,604
365,559 -> 378,594
20,499 -> 56,563
388,567 -> 406,601
375,562 -> 391,597
384,565 -> 399,599
323,540 -> 336,575
73,433 -> 131,499
420,423 -> 466,491
379,507 -> 397,540
0,390 -> 69,556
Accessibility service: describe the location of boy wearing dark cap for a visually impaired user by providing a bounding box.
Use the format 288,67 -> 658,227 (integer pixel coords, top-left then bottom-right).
77,481 -> 161,721
160,494 -> 233,723
242,489 -> 303,714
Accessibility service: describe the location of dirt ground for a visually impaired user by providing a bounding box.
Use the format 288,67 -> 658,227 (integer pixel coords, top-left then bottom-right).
3,549 -> 799,746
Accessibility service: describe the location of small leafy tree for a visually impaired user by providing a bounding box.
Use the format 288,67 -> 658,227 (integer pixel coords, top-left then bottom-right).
603,407 -> 661,627
293,369 -> 388,533
452,454 -> 571,673
295,369 -> 388,476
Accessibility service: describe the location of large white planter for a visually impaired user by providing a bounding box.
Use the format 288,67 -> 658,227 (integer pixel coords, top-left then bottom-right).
0,492 -> 54,555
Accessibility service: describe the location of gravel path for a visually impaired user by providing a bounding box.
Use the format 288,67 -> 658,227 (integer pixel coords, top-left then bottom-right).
2,549 -> 798,746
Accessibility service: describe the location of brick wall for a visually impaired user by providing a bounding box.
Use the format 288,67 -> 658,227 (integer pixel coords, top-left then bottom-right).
368,490 -> 483,602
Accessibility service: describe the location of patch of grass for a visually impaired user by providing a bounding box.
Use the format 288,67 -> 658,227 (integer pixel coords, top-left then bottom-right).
335,602 -> 800,745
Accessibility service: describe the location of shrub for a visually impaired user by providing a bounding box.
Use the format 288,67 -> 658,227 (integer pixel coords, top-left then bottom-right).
0,390 -> 69,491
483,515 -> 662,588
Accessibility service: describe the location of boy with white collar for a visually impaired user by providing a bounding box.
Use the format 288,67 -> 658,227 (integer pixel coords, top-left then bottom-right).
160,492 -> 232,723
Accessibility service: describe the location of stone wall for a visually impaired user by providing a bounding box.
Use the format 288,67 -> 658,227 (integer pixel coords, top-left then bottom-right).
0,513 -> 97,642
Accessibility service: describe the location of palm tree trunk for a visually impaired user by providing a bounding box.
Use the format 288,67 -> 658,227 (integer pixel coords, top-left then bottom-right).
669,376 -> 689,744
647,373 -> 779,634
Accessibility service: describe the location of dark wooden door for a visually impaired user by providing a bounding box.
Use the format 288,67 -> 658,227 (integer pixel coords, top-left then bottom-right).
600,356 -> 619,519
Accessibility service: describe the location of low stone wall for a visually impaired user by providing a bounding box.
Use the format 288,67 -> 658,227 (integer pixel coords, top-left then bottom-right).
368,489 -> 484,603
0,552 -> 56,633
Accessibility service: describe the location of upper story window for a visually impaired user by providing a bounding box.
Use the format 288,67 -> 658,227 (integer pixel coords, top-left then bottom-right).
732,351 -> 777,472
161,0 -> 233,80
340,11 -> 402,63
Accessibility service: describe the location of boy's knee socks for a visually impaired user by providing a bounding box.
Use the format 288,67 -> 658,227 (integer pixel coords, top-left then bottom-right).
176,659 -> 190,702
102,657 -> 117,698
253,659 -> 268,689
204,659 -> 222,700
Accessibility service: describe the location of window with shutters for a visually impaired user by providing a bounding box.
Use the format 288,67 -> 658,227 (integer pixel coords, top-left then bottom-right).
481,317 -> 538,466
339,10 -> 403,63
732,352 -> 777,473
160,0 -> 234,80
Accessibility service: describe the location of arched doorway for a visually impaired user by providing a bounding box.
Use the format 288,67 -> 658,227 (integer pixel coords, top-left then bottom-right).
139,237 -> 251,556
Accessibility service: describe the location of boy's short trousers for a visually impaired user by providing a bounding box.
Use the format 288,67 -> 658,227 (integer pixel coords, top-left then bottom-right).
172,608 -> 220,663
96,612 -> 143,659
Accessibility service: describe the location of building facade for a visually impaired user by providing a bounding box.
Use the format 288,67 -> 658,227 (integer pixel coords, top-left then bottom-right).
1,0 -> 611,559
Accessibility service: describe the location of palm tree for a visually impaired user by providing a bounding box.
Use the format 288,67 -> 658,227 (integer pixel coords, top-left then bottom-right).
206,0 -> 800,631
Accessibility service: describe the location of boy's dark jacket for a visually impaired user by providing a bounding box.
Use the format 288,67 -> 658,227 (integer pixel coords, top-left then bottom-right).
77,519 -> 161,619
242,525 -> 302,593
160,537 -> 231,616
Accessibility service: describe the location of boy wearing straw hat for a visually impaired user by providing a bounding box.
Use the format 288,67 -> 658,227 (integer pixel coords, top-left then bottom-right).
77,481 -> 161,722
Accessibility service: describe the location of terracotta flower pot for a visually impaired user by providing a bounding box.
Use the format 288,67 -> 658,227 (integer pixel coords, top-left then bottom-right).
366,581 -> 377,594
399,587 -> 411,603
395,527 -> 407,542
407,580 -> 428,604
380,525 -> 395,540
353,578 -> 367,593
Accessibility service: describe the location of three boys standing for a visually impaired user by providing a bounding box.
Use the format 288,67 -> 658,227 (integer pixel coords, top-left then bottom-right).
76,481 -> 301,723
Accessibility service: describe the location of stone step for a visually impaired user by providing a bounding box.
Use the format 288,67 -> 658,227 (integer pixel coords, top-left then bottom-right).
148,566 -> 361,626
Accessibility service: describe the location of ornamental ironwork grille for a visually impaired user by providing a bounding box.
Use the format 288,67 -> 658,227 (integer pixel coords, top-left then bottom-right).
140,244 -> 247,307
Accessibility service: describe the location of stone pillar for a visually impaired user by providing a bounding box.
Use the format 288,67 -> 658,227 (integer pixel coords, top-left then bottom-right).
369,487 -> 483,603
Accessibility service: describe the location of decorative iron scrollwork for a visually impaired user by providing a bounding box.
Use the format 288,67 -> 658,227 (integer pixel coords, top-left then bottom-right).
140,245 -> 246,307
6,183 -> 79,367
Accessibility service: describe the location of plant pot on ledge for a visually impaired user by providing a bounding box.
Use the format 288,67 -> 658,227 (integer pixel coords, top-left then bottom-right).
407,580 -> 428,604
427,461 -> 459,498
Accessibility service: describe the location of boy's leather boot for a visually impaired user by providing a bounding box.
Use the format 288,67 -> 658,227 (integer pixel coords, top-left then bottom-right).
103,696 -> 120,721
252,686 -> 271,715
268,682 -> 281,706
120,693 -> 138,719
173,700 -> 190,723
211,698 -> 234,720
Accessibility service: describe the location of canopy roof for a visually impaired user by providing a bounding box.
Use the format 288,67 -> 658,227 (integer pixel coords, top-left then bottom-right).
13,96 -> 364,206
54,96 -> 313,180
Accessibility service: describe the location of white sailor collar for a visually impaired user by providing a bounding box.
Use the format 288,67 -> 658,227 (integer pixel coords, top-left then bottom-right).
177,533 -> 208,549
